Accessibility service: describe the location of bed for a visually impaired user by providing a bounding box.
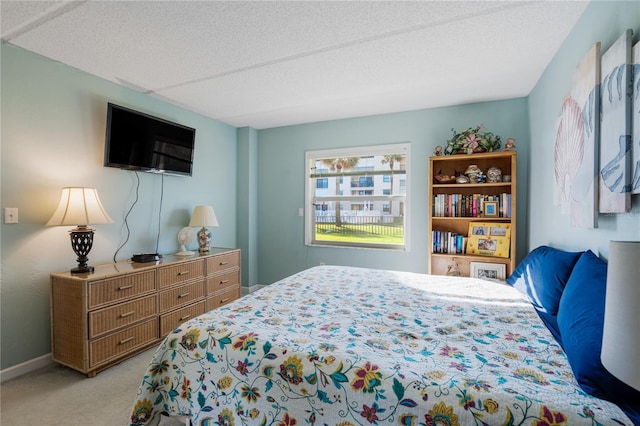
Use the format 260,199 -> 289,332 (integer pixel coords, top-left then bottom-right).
130,262 -> 634,426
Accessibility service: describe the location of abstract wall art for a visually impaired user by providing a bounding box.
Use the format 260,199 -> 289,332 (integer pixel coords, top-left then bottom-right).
632,39 -> 640,194
554,42 -> 600,228
599,29 -> 633,212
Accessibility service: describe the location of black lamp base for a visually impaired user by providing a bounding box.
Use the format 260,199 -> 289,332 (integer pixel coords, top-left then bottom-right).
71,265 -> 95,274
69,226 -> 95,274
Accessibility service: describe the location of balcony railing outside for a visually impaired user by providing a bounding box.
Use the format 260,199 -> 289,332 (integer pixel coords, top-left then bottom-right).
315,214 -> 404,238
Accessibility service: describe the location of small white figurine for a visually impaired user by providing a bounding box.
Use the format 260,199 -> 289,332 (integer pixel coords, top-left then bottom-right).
505,138 -> 516,151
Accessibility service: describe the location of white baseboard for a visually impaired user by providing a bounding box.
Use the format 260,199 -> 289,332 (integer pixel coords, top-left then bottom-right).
1,353 -> 54,383
242,284 -> 265,296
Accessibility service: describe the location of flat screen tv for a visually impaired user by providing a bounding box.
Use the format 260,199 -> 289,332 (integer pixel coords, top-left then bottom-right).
104,103 -> 196,176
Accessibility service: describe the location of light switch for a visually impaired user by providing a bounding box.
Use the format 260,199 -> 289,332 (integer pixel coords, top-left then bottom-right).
4,207 -> 18,224
298,208 -> 304,217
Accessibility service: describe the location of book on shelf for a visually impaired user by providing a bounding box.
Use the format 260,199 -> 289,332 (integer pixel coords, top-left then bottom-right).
432,193 -> 511,218
432,231 -> 467,254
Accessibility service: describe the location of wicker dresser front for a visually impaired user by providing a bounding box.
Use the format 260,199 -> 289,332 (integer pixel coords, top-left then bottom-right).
50,248 -> 241,377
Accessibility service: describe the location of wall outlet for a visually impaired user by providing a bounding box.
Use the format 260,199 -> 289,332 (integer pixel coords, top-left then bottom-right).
4,207 -> 18,224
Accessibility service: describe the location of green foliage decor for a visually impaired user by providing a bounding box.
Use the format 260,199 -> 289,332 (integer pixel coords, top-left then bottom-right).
445,125 -> 502,155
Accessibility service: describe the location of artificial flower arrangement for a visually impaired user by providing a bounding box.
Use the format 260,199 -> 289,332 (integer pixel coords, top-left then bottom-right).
444,125 -> 502,155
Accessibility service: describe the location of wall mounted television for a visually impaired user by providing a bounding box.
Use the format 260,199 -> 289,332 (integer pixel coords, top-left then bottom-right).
104,103 -> 196,177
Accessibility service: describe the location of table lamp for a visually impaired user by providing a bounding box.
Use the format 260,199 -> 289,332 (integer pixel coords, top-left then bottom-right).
601,240 -> 640,391
46,187 -> 113,274
189,205 -> 218,253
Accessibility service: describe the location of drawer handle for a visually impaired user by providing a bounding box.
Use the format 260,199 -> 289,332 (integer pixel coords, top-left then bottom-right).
178,292 -> 190,298
119,337 -> 134,345
220,298 -> 230,304
177,271 -> 190,276
219,261 -> 229,266
180,314 -> 191,321
220,279 -> 230,284
119,311 -> 135,318
118,285 -> 134,291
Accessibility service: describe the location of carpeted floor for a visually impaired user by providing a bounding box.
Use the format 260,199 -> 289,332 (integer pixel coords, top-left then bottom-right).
1,348 -> 183,426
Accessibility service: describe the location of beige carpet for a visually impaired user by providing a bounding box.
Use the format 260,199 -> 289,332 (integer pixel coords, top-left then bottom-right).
1,348 -> 184,426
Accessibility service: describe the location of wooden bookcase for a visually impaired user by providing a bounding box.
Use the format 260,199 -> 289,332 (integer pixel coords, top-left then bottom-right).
428,151 -> 517,277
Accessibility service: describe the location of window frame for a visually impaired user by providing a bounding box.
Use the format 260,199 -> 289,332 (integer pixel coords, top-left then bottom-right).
304,143 -> 410,251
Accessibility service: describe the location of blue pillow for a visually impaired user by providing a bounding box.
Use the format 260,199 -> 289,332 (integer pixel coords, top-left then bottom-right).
557,250 -> 640,405
506,246 -> 582,315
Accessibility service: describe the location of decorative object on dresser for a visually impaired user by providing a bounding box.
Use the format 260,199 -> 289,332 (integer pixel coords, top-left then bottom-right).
189,205 -> 219,253
428,151 -> 516,277
175,226 -> 196,256
601,240 -> 640,391
50,248 -> 241,377
46,187 -> 113,274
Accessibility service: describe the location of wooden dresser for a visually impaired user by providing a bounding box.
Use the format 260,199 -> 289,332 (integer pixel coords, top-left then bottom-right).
50,247 -> 241,377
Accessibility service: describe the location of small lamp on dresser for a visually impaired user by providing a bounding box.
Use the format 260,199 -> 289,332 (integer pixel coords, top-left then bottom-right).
46,187 -> 113,274
601,240 -> 640,391
189,205 -> 219,253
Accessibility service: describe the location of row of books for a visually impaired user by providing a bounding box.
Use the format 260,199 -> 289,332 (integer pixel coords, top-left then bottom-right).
432,231 -> 467,254
432,193 -> 511,218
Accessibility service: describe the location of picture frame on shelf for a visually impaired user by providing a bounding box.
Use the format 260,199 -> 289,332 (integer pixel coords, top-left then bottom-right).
483,201 -> 499,218
489,225 -> 509,237
470,262 -> 506,280
470,224 -> 489,235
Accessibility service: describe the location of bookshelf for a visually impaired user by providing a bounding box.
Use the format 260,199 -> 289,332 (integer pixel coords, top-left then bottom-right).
428,151 -> 517,277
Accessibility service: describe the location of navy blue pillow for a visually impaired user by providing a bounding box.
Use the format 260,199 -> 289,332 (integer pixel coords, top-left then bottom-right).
557,250 -> 640,405
506,246 -> 583,316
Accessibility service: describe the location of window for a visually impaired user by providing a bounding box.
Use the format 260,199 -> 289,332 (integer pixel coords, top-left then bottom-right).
305,143 -> 410,250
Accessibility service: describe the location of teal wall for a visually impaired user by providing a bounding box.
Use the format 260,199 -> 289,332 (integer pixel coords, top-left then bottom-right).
0,43 -> 238,370
237,127 -> 259,287
527,1 -> 640,256
256,100 -> 530,284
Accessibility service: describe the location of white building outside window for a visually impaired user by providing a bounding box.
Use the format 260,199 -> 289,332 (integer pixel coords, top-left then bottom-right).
305,143 -> 410,250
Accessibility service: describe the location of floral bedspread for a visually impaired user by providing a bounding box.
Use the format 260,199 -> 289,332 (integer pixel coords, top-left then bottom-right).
131,265 -> 631,426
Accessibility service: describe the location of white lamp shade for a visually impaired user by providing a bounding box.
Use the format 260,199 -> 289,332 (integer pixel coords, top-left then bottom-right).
189,205 -> 219,227
601,240 -> 640,391
46,187 -> 114,226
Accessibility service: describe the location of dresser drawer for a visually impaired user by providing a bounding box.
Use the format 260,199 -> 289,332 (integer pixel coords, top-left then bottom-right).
88,270 -> 156,309
206,287 -> 240,311
207,251 -> 240,274
89,295 -> 157,339
159,280 -> 205,313
89,318 -> 158,368
206,270 -> 240,296
158,259 -> 205,289
160,300 -> 206,336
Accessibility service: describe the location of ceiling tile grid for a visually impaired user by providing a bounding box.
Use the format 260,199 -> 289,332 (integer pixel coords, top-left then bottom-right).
1,1 -> 588,129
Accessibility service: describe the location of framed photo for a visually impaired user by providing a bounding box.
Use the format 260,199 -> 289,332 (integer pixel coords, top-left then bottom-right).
470,262 -> 506,280
470,224 -> 489,235
483,201 -> 498,218
489,225 -> 508,237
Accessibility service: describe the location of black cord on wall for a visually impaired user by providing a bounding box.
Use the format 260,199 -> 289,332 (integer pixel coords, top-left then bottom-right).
113,172 -> 141,263
155,174 -> 164,254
